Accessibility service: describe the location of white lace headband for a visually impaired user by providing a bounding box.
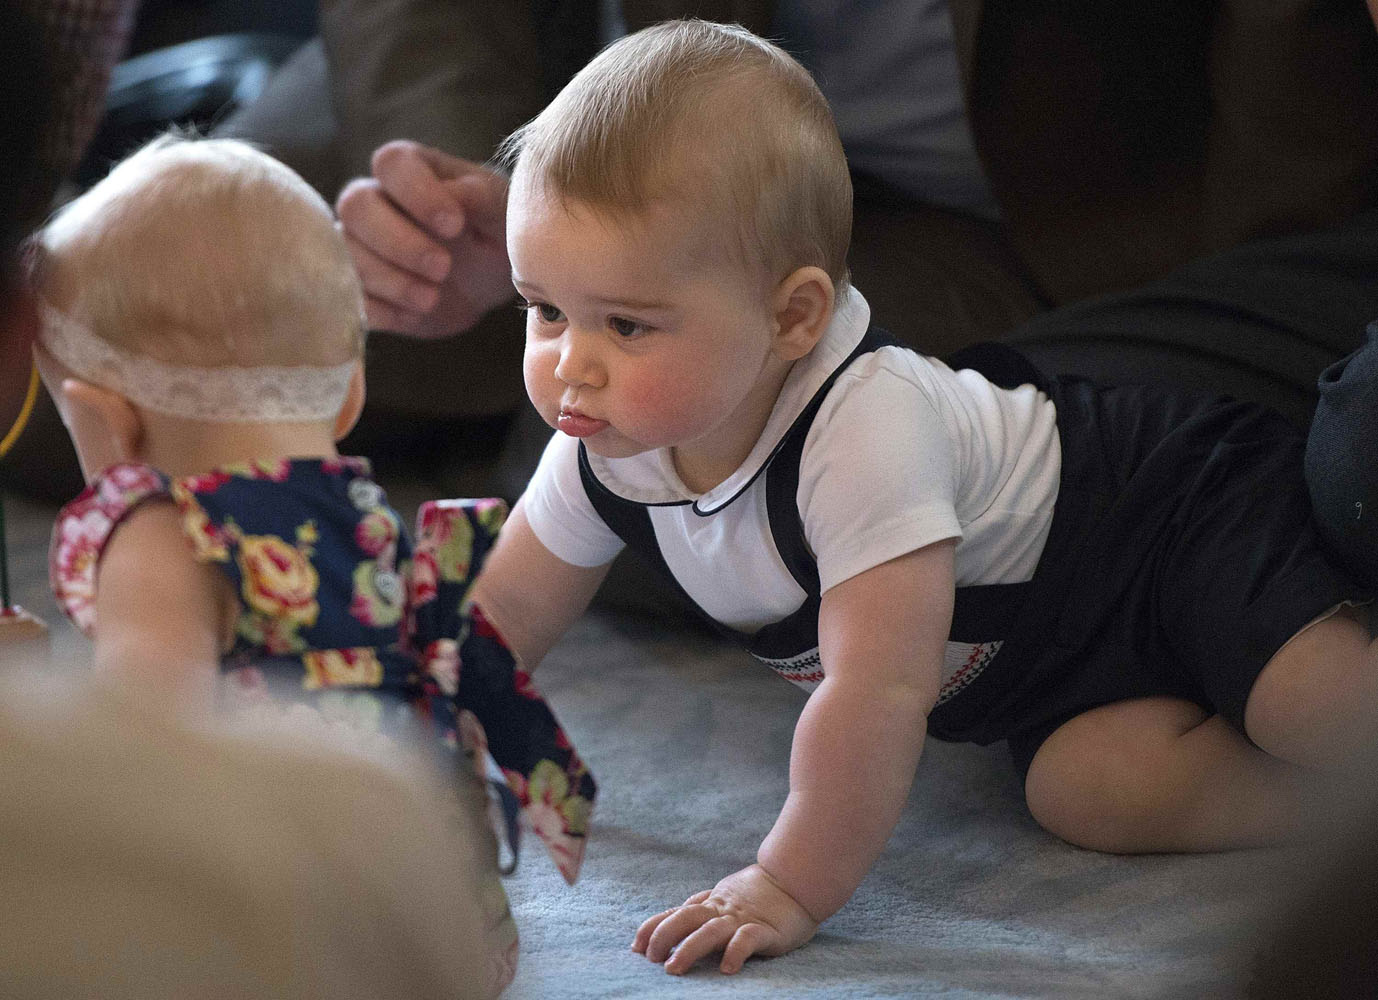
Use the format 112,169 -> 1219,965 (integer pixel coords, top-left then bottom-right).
37,302 -> 357,423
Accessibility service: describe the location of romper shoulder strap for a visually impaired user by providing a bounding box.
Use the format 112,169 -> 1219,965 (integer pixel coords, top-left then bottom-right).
764,335 -> 1046,645
763,325 -> 902,594
576,445 -> 731,638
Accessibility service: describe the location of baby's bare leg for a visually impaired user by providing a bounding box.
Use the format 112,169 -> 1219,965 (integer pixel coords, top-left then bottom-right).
1244,605 -> 1378,769
1023,696 -> 1336,853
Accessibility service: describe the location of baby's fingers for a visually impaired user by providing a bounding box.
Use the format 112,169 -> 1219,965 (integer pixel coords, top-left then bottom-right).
631,907 -> 678,954
632,890 -> 716,954
720,923 -> 778,974
664,916 -> 740,976
643,904 -> 718,964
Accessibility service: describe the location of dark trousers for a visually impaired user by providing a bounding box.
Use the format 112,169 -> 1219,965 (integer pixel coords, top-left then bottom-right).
987,209 -> 1378,597
1001,209 -> 1378,430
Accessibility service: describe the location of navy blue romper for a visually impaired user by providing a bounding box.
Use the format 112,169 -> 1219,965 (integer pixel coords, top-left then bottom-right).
580,331 -> 1369,779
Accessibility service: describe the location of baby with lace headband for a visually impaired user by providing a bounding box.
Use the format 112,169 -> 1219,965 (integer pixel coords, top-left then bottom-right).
31,134 -> 597,995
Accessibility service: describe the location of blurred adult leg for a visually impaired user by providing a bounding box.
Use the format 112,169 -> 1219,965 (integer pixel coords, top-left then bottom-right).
1003,210 -> 1378,428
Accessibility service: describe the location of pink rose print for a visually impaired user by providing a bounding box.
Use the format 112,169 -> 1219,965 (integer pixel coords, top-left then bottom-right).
354,509 -> 399,557
417,502 -> 454,545
323,456 -> 371,477
238,459 -> 291,482
422,638 -> 461,697
178,470 -> 232,495
238,534 -> 320,628
170,485 -> 231,563
415,500 -> 474,583
349,560 -> 403,628
50,504 -> 113,634
506,759 -> 591,884
302,647 -> 385,690
98,463 -> 164,503
408,549 -> 439,607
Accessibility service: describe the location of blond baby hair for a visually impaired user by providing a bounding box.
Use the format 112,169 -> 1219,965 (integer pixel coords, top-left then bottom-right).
501,19 -> 852,294
34,133 -> 365,371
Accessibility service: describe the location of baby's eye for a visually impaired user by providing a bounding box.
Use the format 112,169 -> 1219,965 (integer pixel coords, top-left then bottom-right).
609,316 -> 647,338
518,300 -> 565,324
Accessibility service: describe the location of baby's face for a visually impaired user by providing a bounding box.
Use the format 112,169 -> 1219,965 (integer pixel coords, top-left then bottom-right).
508,178 -> 792,492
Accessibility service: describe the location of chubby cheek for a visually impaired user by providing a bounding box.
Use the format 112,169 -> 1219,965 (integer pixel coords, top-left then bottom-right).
521,342 -> 560,423
614,368 -> 713,444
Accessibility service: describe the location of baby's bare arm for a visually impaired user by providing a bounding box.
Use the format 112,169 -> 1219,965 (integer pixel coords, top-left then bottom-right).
92,502 -> 230,706
760,540 -> 953,914
634,539 -> 955,974
469,496 -> 612,670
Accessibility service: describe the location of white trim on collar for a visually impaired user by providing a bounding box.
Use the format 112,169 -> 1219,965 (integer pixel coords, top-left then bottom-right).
584,287 -> 873,512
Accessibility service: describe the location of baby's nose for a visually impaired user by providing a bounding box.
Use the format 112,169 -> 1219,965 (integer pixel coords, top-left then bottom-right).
554,332 -> 604,387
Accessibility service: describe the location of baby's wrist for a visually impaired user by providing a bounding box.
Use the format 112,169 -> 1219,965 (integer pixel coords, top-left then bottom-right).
750,858 -> 828,926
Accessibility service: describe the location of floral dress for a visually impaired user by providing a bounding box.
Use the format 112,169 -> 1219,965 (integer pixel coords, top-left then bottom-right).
50,459 -> 596,975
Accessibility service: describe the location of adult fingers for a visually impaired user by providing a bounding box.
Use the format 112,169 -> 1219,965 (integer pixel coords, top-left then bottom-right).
342,230 -> 440,316
337,183 -> 452,288
413,140 -> 486,183
448,170 -> 509,246
664,916 -> 738,976
720,923 -> 777,975
362,294 -> 424,337
371,140 -> 471,239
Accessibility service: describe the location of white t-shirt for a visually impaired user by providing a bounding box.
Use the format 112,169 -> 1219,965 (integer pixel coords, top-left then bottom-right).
523,290 -> 1061,642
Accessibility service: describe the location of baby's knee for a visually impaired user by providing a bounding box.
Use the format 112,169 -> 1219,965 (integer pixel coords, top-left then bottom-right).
1024,727 -> 1170,853
1023,697 -> 1221,853
1025,759 -> 1154,853
1024,750 -> 1115,850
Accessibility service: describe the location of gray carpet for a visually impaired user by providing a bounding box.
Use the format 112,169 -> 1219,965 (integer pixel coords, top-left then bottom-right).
2,488 -> 1302,999
502,613 -> 1299,999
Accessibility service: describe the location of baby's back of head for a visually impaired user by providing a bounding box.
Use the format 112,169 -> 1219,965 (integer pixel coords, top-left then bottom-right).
503,19 -> 852,294
35,134 -> 364,370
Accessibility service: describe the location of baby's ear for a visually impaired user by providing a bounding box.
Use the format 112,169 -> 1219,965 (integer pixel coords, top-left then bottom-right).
60,377 -> 144,477
333,360 -> 366,442
771,266 -> 834,362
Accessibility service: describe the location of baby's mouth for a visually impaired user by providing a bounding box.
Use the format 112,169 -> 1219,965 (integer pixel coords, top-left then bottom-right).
557,408 -> 610,438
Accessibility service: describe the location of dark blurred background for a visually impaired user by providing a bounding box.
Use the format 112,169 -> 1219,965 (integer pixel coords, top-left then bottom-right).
72,0 -> 317,189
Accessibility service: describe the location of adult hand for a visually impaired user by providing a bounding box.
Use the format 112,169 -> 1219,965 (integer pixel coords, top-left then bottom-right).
336,140 -> 513,339
631,864 -> 819,975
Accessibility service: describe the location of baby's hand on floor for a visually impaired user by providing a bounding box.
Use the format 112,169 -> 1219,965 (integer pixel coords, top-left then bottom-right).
630,863 -> 819,975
